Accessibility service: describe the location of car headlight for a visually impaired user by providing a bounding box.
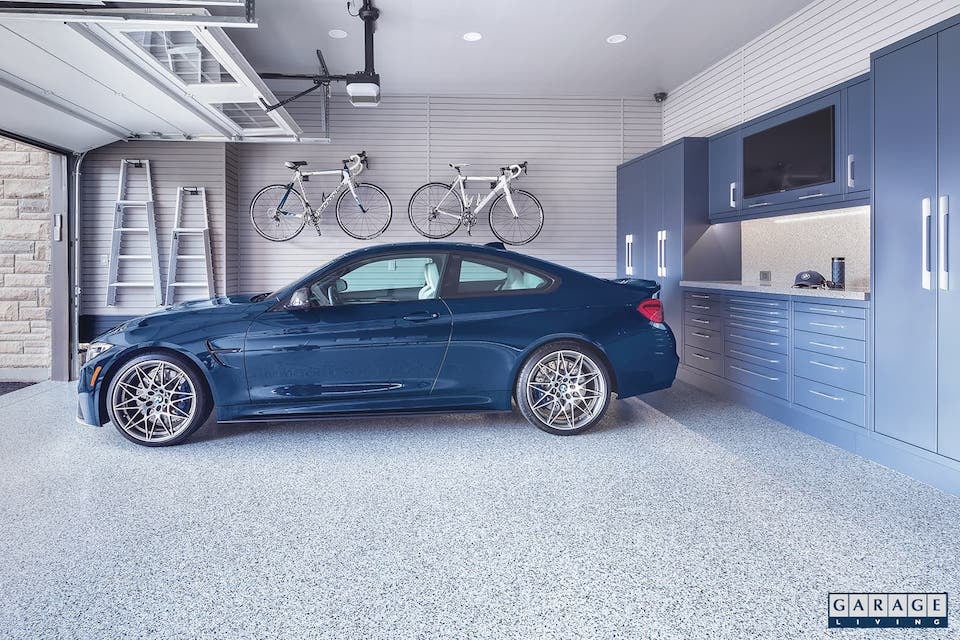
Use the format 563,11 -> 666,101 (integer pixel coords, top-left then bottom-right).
85,341 -> 115,363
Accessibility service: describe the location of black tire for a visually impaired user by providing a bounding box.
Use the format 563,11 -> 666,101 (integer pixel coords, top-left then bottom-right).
515,341 -> 611,435
250,184 -> 307,242
336,182 -> 393,240
408,182 -> 464,239
106,352 -> 212,447
488,189 -> 543,245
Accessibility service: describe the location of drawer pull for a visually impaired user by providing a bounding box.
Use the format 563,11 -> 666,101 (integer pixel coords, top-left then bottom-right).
730,364 -> 780,381
808,341 -> 842,350
729,298 -> 780,307
692,353 -> 712,361
809,321 -> 843,329
809,389 -> 842,401
728,321 -> 779,334
806,307 -> 841,314
690,294 -> 711,299
798,192 -> 825,200
728,306 -> 780,316
691,332 -> 711,338
729,313 -> 781,325
730,333 -> 778,346
748,201 -> 771,208
689,318 -> 710,325
810,360 -> 843,371
691,304 -> 710,310
729,349 -> 779,364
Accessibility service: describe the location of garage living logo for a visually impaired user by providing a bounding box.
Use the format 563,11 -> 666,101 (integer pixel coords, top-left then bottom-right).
829,593 -> 948,628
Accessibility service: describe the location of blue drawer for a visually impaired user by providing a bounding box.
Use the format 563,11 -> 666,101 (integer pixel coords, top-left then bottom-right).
794,301 -> 867,319
725,356 -> 789,399
726,296 -> 789,311
684,313 -> 723,332
794,311 -> 866,340
726,302 -> 790,319
725,317 -> 790,337
794,330 -> 866,362
684,299 -> 724,317
726,311 -> 790,330
684,345 -> 722,377
725,342 -> 788,373
684,326 -> 722,352
725,326 -> 790,354
794,348 -> 866,394
794,377 -> 866,427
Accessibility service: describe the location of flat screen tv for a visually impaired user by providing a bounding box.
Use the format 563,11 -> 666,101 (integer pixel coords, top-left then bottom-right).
742,106 -> 835,199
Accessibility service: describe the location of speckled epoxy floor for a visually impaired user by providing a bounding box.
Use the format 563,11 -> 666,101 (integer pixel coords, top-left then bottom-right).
0,381 -> 958,640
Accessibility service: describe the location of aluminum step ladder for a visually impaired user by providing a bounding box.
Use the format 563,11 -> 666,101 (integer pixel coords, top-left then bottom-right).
106,159 -> 162,306
164,186 -> 214,305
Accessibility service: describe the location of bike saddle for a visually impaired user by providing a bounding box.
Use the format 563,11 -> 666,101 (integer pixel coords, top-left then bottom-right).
449,163 -> 470,170
284,161 -> 308,169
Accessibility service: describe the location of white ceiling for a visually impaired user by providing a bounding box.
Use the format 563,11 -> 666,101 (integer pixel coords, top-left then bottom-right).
230,0 -> 814,98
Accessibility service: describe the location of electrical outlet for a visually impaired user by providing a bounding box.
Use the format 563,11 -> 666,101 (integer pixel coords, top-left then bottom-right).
759,270 -> 772,282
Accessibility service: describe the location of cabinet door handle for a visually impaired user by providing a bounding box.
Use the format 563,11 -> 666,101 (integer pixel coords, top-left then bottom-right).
689,318 -> 710,325
690,293 -> 711,299
692,352 -> 712,361
729,182 -> 736,208
624,234 -> 634,276
808,340 -> 842,350
810,360 -> 843,371
846,154 -> 855,189
810,389 -> 842,401
798,192 -> 825,200
729,349 -> 779,364
729,364 -> 780,381
922,197 -> 932,290
690,331 -> 711,338
748,201 -> 771,208
729,333 -> 778,346
808,321 -> 843,329
691,304 -> 710,310
939,195 -> 949,291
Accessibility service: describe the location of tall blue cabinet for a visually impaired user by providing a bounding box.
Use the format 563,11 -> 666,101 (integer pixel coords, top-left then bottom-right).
873,19 -> 960,461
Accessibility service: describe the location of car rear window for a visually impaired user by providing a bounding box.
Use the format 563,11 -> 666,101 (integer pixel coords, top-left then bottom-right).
451,257 -> 551,296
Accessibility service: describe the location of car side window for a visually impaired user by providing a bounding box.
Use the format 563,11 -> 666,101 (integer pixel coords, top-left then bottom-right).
452,257 -> 550,297
308,254 -> 447,306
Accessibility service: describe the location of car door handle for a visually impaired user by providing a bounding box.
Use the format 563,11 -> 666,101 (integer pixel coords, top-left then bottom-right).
401,312 -> 440,322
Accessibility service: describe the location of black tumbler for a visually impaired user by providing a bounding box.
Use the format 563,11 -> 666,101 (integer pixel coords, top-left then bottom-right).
831,257 -> 846,289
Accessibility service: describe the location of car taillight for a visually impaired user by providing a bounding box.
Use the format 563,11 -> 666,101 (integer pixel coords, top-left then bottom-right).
637,299 -> 664,323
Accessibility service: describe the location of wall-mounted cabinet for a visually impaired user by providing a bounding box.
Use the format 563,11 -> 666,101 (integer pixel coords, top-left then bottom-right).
707,74 -> 872,223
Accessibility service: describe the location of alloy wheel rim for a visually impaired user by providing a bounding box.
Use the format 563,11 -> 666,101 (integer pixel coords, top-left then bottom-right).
525,350 -> 606,430
111,360 -> 197,443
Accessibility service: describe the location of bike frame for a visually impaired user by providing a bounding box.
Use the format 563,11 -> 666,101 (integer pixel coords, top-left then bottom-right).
433,166 -> 522,221
278,157 -> 366,219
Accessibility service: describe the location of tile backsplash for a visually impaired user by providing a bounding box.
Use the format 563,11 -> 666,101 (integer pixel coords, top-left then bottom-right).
740,206 -> 871,289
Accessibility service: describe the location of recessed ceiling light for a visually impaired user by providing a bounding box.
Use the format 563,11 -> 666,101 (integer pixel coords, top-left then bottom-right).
463,32 -> 483,42
328,29 -> 348,39
606,34 -> 628,44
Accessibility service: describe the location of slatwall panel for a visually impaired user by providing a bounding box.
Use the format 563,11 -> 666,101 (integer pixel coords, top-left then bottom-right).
232,94 -> 662,292
664,0 -> 960,141
80,142 -> 227,315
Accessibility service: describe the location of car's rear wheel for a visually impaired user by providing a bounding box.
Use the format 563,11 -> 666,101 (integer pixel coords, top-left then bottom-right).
106,352 -> 211,447
515,341 -> 611,435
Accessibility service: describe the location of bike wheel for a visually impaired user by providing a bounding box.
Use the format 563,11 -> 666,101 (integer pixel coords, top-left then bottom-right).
336,183 -> 393,240
250,184 -> 308,242
488,189 -> 544,245
408,183 -> 464,239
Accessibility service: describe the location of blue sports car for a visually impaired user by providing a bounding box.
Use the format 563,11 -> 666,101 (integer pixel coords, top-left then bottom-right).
77,242 -> 678,446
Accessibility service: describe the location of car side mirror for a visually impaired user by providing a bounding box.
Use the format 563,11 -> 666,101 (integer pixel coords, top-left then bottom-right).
285,287 -> 312,311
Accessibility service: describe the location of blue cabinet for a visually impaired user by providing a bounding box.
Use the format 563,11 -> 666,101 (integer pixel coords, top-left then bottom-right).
707,130 -> 740,218
616,158 -> 644,279
844,77 -> 872,196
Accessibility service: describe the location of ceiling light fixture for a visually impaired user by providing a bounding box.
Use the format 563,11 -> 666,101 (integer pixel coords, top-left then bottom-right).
463,32 -> 483,42
606,34 -> 628,44
328,29 -> 348,39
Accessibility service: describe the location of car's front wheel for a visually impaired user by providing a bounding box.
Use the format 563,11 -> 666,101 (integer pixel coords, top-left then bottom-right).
516,341 -> 611,435
106,352 -> 212,446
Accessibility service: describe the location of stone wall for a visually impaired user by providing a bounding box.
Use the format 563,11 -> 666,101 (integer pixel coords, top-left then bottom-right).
0,136 -> 51,380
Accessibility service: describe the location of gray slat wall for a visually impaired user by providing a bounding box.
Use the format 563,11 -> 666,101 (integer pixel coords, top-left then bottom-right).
80,93 -> 661,316
663,0 -> 960,142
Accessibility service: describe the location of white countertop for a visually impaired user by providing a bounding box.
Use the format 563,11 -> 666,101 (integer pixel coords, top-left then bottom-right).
679,280 -> 870,301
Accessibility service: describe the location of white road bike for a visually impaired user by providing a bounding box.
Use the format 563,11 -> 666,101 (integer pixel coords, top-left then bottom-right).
249,151 -> 392,242
408,162 -> 544,245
